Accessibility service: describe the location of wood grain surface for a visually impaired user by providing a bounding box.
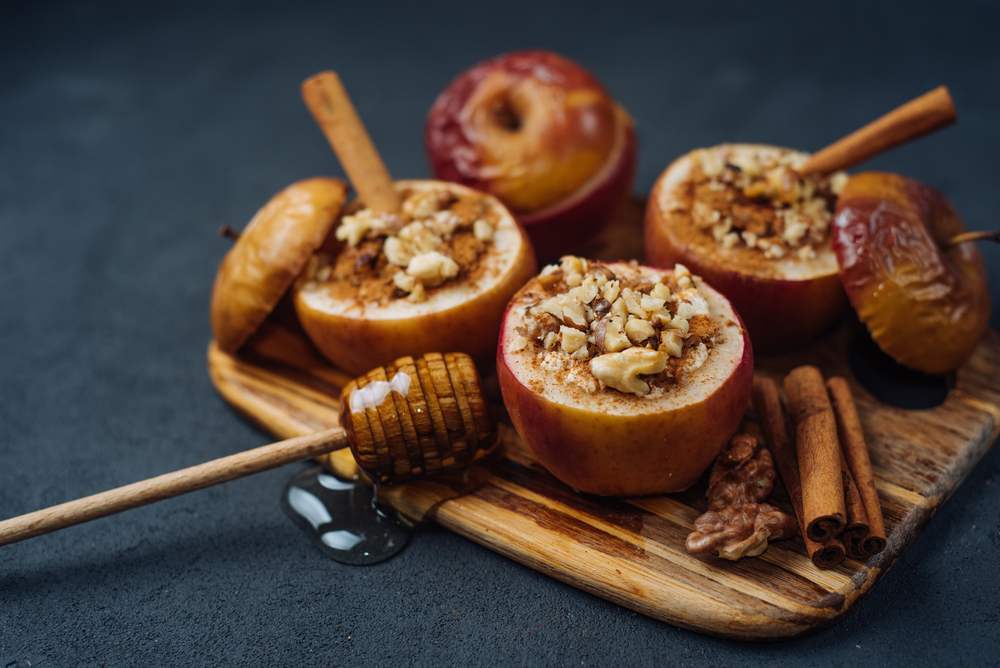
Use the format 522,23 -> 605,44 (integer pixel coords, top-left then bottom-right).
207,198 -> 1000,641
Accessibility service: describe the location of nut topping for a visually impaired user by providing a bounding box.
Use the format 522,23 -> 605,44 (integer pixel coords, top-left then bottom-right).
305,186 -> 501,304
508,256 -> 723,397
682,145 -> 846,261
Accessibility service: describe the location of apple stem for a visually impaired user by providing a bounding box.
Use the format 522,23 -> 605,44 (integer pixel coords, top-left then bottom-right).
944,229 -> 1000,249
218,225 -> 240,241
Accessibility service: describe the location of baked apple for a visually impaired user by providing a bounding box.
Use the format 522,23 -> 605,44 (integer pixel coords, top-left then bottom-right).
832,172 -> 990,375
497,257 -> 753,496
210,177 -> 349,353
293,180 -> 537,376
425,50 -> 635,261
645,144 -> 850,353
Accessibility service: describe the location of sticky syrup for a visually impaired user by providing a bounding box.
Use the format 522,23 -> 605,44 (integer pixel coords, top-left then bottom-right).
281,467 -> 410,565
282,351 -> 501,564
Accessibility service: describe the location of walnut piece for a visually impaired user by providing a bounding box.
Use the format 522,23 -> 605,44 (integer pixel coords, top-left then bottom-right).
590,347 -> 669,396
685,434 -> 797,560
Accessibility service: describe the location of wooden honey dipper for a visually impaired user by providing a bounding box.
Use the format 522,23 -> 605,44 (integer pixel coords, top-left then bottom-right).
0,352 -> 496,548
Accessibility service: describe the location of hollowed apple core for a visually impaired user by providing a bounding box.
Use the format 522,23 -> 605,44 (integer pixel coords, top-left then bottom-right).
498,264 -> 753,496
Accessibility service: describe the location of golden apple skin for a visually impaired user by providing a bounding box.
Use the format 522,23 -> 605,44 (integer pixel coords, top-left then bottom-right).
210,177 -> 349,354
293,180 -> 537,377
833,172 -> 990,375
497,265 -> 754,496
644,146 -> 847,353
518,105 -> 635,263
425,50 -> 635,261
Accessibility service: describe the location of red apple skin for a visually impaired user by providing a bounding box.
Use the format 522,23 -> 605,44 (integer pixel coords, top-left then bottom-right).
497,267 -> 754,496
425,50 -> 636,262
294,180 -> 537,377
644,148 -> 847,354
833,172 -> 990,375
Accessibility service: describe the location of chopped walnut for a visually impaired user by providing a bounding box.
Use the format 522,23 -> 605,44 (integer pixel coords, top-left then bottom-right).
406,251 -> 459,287
392,271 -> 426,303
685,434 -> 797,560
383,235 -> 413,267
318,187 -> 497,304
509,256 -> 723,398
560,325 -> 588,356
685,145 -> 845,261
473,219 -> 494,241
660,330 -> 683,357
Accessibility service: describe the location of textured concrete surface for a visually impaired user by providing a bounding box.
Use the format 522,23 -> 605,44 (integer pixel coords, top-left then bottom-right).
2,1 -> 998,665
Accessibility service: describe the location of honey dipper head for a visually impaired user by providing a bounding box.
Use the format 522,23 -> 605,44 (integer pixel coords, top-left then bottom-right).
339,352 -> 497,483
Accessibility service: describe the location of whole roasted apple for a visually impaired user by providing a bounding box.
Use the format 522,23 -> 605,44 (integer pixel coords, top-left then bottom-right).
293,180 -> 537,376
497,257 -> 753,496
645,144 -> 850,353
832,172 -> 990,375
425,50 -> 635,261
210,177 -> 349,354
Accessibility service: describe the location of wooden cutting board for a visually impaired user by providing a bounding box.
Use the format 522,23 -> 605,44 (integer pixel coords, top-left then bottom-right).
207,199 -> 1000,641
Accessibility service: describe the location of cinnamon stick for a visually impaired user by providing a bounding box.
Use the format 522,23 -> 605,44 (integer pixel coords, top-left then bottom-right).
783,366 -> 846,543
838,448 -> 870,559
301,71 -> 401,214
799,86 -> 956,176
827,377 -> 887,557
752,377 -> 845,569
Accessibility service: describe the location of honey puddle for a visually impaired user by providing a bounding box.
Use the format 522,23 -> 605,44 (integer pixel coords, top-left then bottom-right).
281,467 -> 411,565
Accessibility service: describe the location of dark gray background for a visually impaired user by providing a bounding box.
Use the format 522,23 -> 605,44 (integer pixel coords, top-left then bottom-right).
2,1 -> 998,665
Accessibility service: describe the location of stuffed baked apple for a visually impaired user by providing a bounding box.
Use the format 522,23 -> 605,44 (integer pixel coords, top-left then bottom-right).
645,144 -> 850,353
498,256 -> 753,496
293,180 -> 536,376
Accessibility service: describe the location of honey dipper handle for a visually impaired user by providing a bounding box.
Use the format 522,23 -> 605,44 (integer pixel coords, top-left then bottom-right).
301,71 -> 401,214
799,86 -> 957,175
0,427 -> 349,547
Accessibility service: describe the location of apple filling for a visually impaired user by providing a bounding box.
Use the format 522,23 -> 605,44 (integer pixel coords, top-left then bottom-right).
678,145 -> 848,261
304,186 -> 502,305
506,256 -> 723,397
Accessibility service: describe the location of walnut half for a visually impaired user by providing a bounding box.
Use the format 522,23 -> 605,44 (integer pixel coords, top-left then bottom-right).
685,434 -> 797,560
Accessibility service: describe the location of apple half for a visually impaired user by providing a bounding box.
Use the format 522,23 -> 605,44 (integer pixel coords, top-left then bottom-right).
645,144 -> 848,353
425,50 -> 636,262
497,260 -> 753,496
832,172 -> 990,375
293,180 -> 537,376
210,177 -> 349,354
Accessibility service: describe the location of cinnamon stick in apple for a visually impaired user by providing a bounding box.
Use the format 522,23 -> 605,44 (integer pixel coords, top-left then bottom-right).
752,377 -> 845,569
827,376 -> 887,557
301,71 -> 402,214
799,86 -> 956,176
783,366 -> 847,543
